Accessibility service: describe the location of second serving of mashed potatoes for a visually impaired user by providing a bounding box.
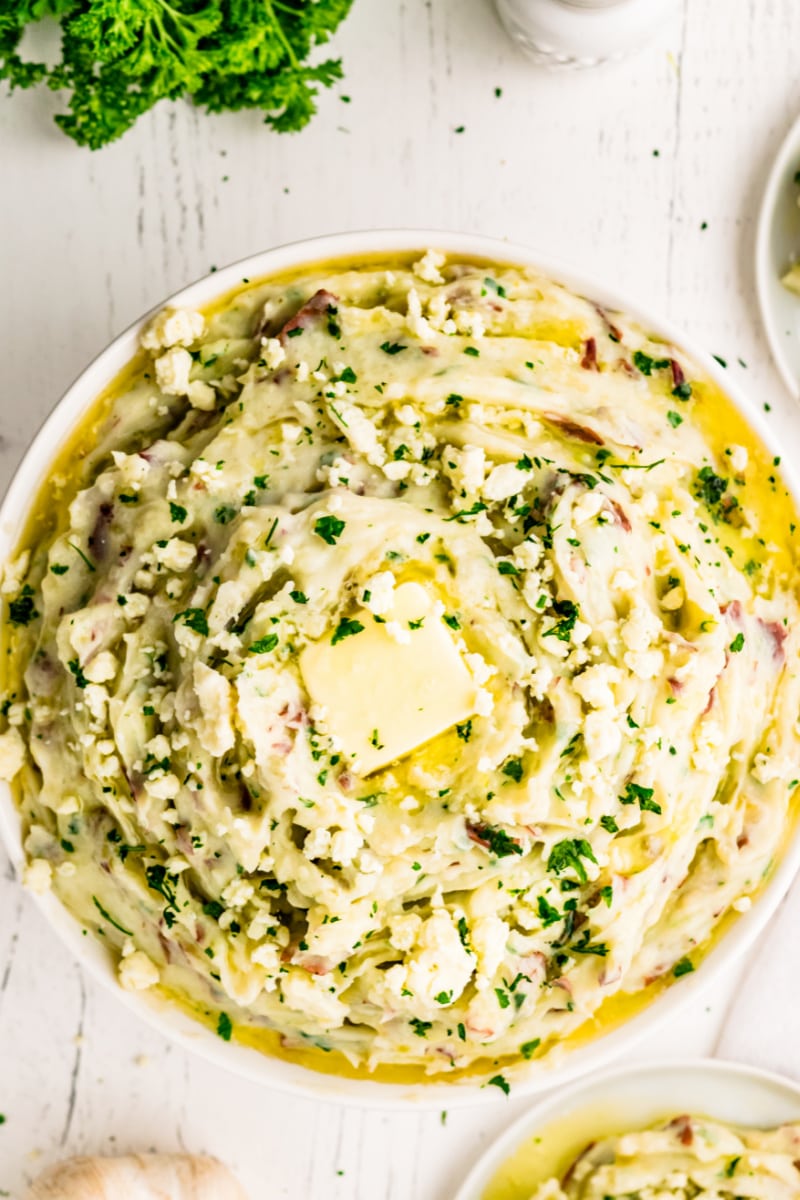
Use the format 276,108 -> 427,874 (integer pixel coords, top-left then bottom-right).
529,1115 -> 800,1199
3,250 -> 799,1081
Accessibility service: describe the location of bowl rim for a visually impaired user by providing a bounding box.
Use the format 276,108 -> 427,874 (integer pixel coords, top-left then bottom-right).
2,227 -> 799,1108
755,108 -> 800,401
452,1055 -> 800,1199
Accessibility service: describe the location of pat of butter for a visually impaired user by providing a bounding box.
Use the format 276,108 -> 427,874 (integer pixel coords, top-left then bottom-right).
300,581 -> 478,774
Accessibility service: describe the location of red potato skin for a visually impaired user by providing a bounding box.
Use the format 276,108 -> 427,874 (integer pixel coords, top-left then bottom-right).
581,337 -> 599,371
543,413 -> 605,445
278,289 -> 339,342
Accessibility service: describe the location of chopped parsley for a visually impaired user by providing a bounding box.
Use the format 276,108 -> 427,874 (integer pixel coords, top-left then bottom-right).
536,895 -> 562,926
249,633 -> 279,653
314,515 -> 346,544
331,618 -> 364,645
483,276 -> 507,298
487,1074 -> 510,1095
542,598 -> 579,642
67,659 -> 88,688
216,1012 -> 233,1041
169,501 -> 188,523
145,864 -> 180,927
380,341 -> 407,355
214,504 -> 237,525
694,466 -> 728,508
174,608 -> 208,636
572,931 -> 609,957
8,586 -> 38,627
729,632 -> 745,653
501,758 -> 524,783
619,781 -> 661,814
633,350 -> 671,376
673,957 -> 694,977
445,501 -> 487,523
471,823 -> 523,858
326,304 -> 341,338
547,838 -> 597,883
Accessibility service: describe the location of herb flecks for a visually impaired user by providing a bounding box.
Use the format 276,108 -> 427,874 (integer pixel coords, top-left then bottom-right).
331,618 -> 364,646
174,608 -> 208,637
542,599 -> 580,642
145,863 -> 180,927
633,350 -> 671,376
619,781 -> 662,814
8,585 -> 38,627
469,822 -> 523,859
314,515 -> 346,545
547,838 -> 597,883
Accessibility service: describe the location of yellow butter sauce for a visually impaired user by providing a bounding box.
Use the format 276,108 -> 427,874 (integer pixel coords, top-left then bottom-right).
481,1102 -> 633,1200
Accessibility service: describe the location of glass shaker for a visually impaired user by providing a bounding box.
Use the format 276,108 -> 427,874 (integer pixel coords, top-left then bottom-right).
494,0 -> 681,69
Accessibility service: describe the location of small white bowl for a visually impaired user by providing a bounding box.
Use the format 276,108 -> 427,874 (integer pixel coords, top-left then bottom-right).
2,230 -> 800,1107
756,110 -> 800,400
454,1058 -> 800,1200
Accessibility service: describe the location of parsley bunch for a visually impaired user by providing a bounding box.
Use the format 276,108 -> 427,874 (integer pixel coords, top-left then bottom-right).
0,0 -> 354,149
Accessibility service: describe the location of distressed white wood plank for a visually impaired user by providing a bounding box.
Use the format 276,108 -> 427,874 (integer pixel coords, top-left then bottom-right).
2,0 -> 800,1196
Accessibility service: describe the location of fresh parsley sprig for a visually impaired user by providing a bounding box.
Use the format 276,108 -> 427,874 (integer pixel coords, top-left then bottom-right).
0,0 -> 355,149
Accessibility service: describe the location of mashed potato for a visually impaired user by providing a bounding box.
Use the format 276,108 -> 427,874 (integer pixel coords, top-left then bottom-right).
3,252 -> 800,1081
531,1116 -> 800,1198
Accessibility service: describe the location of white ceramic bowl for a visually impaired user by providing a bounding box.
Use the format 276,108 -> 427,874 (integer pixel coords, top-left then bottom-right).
454,1057 -> 800,1199
756,110 -> 800,400
2,230 -> 800,1108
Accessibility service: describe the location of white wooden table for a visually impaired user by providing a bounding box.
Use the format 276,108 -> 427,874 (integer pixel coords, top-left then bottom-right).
3,1 -> 800,1195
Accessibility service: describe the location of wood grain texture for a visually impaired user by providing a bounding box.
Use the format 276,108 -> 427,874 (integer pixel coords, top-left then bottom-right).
1,0 -> 799,1195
